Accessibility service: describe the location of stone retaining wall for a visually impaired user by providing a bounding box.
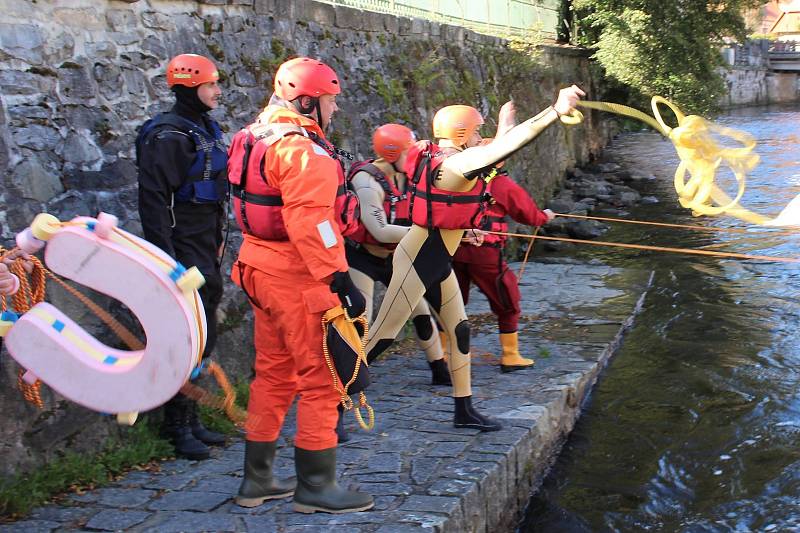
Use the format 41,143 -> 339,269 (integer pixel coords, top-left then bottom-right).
720,67 -> 800,107
0,0 -> 615,479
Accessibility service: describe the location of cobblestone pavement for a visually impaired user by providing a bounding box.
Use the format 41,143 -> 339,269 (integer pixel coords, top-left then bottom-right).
2,259 -> 652,533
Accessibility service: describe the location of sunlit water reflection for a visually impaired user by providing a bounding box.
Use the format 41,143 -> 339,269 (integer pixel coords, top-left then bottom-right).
520,105 -> 800,532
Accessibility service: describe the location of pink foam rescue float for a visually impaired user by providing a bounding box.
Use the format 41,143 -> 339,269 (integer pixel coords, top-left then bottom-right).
0,212 -> 207,425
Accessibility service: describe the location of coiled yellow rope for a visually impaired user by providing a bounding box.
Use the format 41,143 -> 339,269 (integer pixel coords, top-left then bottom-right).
322,307 -> 375,431
564,97 -> 800,227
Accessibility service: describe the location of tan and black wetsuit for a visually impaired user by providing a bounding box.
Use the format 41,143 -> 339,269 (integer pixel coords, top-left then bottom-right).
347,159 -> 447,383
365,106 -> 562,431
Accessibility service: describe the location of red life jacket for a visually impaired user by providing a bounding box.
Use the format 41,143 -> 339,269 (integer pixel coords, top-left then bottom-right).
346,160 -> 410,250
227,123 -> 359,241
404,140 -> 487,231
480,173 -> 509,246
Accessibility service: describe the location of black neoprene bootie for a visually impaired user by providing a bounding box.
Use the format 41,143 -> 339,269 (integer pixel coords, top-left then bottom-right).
235,440 -> 296,507
163,394 -> 210,460
188,399 -> 227,446
335,404 -> 350,443
428,358 -> 452,386
293,446 -> 374,514
454,395 -> 502,432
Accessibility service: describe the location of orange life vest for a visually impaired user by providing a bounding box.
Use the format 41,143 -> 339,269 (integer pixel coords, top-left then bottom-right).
228,123 -> 359,240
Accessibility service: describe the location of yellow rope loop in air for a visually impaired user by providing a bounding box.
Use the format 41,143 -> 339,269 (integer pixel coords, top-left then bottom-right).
563,96 -> 777,226
321,309 -> 375,431
517,225 -> 539,279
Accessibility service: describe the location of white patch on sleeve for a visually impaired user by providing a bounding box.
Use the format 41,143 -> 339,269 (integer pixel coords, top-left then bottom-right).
317,220 -> 338,248
312,144 -> 331,157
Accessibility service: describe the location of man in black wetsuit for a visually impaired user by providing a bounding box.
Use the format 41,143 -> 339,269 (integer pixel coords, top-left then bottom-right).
136,54 -> 229,460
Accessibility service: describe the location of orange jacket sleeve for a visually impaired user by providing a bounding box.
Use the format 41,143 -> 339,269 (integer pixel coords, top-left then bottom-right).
265,135 -> 348,280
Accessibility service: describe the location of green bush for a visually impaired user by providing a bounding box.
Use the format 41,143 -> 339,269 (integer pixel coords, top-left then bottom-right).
574,0 -> 764,114
0,421 -> 172,519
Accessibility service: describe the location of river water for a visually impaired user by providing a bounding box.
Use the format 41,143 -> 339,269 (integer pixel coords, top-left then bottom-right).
520,105 -> 800,532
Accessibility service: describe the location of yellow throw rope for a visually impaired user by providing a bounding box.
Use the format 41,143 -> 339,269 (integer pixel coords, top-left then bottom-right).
321,307 -> 375,431
517,226 -> 539,279
2,250 -> 47,408
487,229 -> 800,264
564,97 -> 800,227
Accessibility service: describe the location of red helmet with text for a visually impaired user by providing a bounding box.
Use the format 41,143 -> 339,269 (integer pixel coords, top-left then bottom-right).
166,54 -> 219,88
372,124 -> 415,163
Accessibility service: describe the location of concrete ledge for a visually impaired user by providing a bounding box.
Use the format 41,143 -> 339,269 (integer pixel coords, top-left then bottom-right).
8,260 -> 652,532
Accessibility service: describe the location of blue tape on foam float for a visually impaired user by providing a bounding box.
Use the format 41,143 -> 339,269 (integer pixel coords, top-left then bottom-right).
0,311 -> 19,323
190,360 -> 206,381
169,263 -> 187,282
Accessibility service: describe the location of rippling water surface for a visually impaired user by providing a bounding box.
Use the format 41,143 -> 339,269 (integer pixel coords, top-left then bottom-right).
520,105 -> 800,532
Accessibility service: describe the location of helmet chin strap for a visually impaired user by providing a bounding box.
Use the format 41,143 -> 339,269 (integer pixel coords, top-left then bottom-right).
292,96 -> 326,133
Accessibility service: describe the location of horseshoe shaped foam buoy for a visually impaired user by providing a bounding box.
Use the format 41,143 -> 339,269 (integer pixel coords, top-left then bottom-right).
1,212 -> 206,424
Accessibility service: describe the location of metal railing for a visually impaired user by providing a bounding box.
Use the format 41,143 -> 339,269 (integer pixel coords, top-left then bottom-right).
314,0 -> 560,40
770,40 -> 799,54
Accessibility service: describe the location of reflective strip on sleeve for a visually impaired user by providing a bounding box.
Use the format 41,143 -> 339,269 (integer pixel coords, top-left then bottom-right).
312,144 -> 331,157
317,220 -> 337,249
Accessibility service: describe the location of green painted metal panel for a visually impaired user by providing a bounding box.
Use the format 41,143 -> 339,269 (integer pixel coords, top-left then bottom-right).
316,0 -> 560,38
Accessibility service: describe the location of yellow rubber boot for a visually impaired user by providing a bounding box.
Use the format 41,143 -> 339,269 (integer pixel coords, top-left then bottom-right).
499,332 -> 534,373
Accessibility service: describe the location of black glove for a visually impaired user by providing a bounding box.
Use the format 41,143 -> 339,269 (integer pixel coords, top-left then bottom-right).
329,271 -> 366,318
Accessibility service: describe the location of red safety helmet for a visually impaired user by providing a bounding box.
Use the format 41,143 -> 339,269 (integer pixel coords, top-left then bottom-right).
274,57 -> 341,100
166,54 -> 219,88
373,124 -> 415,163
432,105 -> 484,146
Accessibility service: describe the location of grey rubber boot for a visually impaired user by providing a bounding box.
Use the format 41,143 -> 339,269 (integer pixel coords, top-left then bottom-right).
293,446 -> 374,514
235,440 -> 296,507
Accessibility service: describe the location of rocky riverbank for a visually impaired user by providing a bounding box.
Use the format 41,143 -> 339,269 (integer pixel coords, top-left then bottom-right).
541,161 -> 660,247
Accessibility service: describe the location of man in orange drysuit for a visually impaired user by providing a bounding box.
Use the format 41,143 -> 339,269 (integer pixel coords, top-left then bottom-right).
230,58 -> 373,514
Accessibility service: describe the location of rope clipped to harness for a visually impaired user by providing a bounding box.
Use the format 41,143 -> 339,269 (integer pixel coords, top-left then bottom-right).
321,306 -> 374,431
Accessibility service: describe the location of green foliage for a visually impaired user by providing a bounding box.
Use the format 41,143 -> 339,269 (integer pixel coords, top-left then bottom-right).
259,40 -> 295,78
0,421 -> 172,519
198,380 -> 251,436
538,346 -> 552,358
574,0 -> 763,113
207,41 -> 225,62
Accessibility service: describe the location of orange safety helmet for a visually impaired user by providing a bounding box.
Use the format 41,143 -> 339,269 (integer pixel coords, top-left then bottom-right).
432,105 -> 484,146
166,54 -> 219,88
274,57 -> 341,101
373,124 -> 415,163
